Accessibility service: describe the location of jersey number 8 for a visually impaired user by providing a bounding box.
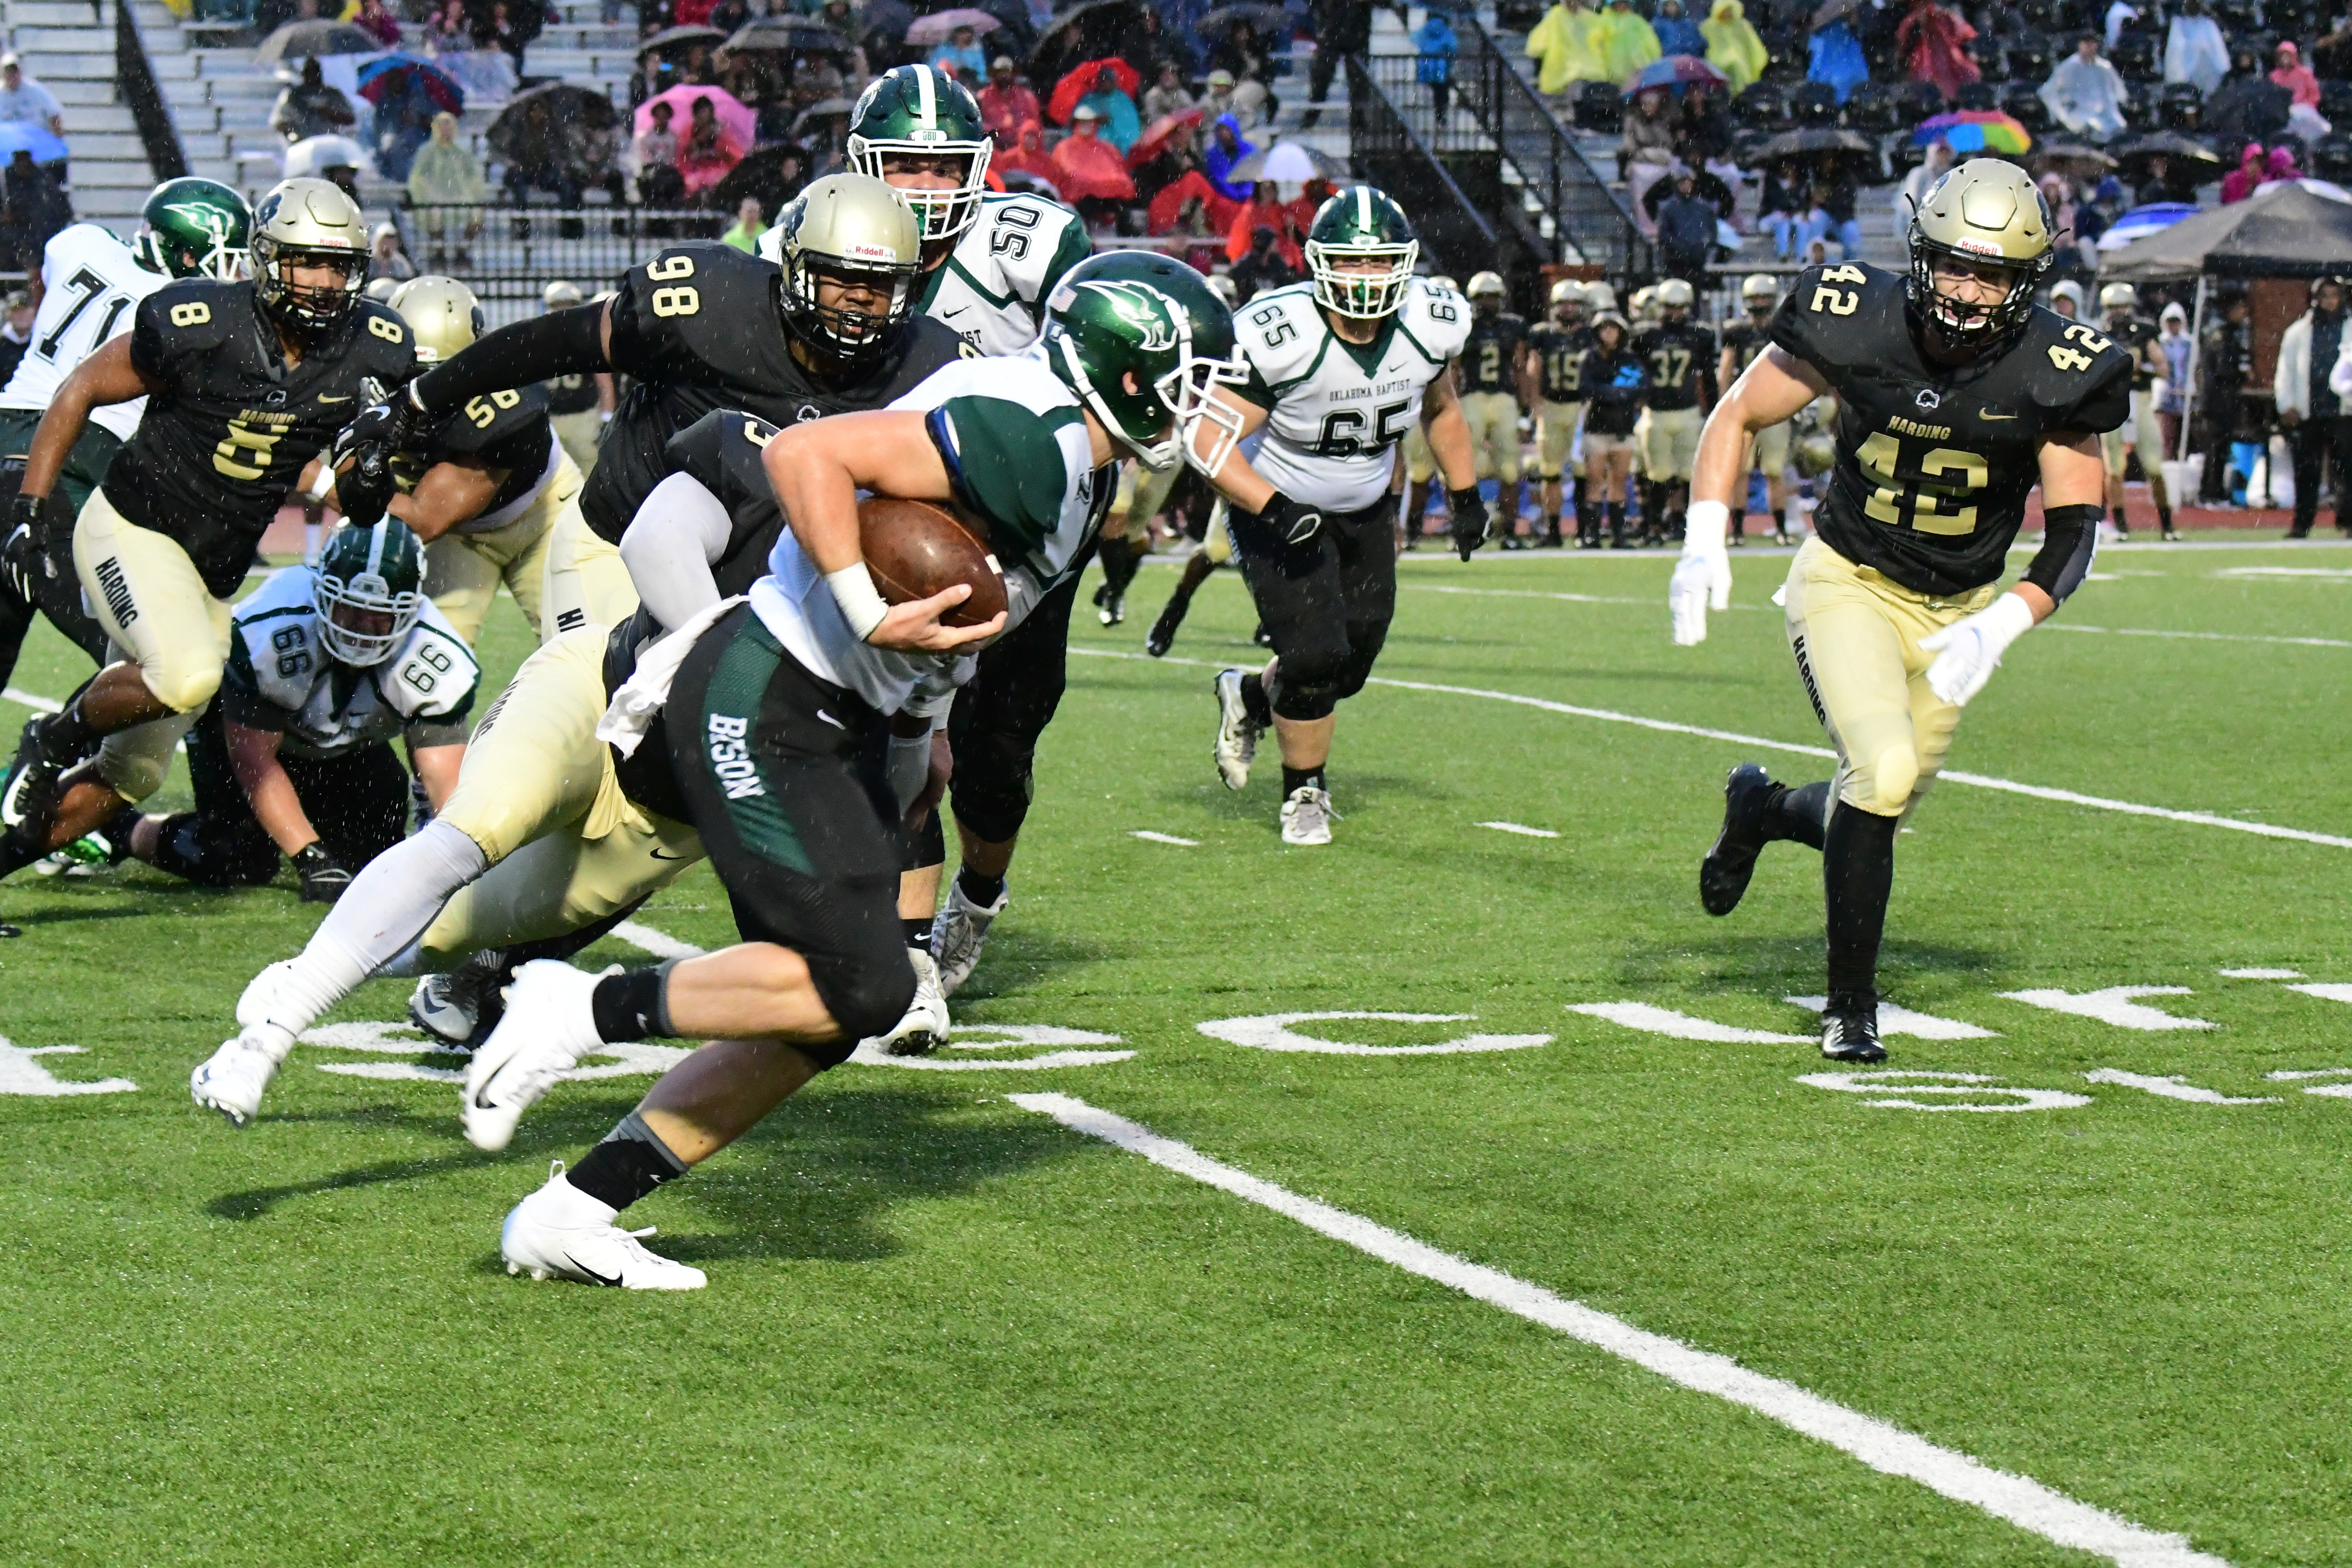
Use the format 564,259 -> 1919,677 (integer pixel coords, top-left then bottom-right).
213,416 -> 285,482
466,389 -> 523,428
1856,430 -> 1988,536
651,287 -> 700,318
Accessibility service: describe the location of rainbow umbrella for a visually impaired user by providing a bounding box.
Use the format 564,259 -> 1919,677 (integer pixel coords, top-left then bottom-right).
1913,110 -> 2033,154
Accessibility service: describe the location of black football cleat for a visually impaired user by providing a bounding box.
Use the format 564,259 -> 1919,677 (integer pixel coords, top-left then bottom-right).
0,714 -> 76,852
1699,762 -> 1778,917
1818,1006 -> 1885,1063
1145,601 -> 1182,658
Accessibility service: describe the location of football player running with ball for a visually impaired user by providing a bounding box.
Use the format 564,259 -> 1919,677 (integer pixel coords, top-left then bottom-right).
1669,160 -> 2129,1063
0,179 -> 414,915
1198,186 -> 1484,846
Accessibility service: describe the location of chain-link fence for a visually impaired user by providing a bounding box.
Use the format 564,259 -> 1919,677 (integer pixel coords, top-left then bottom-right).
395,203 -> 731,324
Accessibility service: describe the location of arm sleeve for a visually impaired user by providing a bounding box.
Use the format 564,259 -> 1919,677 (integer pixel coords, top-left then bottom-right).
2022,502 -> 2100,606
411,305 -> 607,415
620,472 -> 734,630
405,705 -> 473,751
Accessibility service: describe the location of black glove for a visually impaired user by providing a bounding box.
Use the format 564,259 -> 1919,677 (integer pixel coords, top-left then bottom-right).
0,490 -> 41,602
1255,490 -> 1325,547
293,841 -> 353,904
1447,485 -> 1490,562
342,382 -> 432,459
335,444 -> 398,531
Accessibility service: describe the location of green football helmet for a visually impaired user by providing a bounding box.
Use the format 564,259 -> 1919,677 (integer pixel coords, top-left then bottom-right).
845,64 -> 993,245
1042,250 -> 1246,476
1306,185 -> 1419,321
133,177 -> 251,282
314,518 -> 425,667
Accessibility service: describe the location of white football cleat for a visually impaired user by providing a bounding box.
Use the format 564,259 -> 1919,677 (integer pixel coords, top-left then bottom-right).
866,948 -> 950,1056
1213,668 -> 1261,791
1279,785 -> 1337,846
501,1163 -> 705,1290
928,878 -> 1007,997
190,1023 -> 296,1128
462,961 -> 606,1152
235,958 -> 299,1029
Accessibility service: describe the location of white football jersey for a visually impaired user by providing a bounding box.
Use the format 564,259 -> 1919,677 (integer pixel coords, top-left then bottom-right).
0,223 -> 169,442
920,192 -> 1093,357
225,566 -> 479,761
1234,277 -> 1473,511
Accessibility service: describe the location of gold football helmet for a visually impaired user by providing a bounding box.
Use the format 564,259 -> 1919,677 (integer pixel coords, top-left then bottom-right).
250,176 -> 368,335
775,172 -> 922,364
1740,272 -> 1780,312
1655,276 -> 1694,315
390,276 -> 485,364
2098,281 -> 2138,314
1907,158 -> 2055,346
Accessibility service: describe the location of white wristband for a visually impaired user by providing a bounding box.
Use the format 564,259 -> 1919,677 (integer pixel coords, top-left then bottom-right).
306,464 -> 336,502
825,562 -> 891,641
1980,590 -> 2038,645
1683,499 -> 1730,553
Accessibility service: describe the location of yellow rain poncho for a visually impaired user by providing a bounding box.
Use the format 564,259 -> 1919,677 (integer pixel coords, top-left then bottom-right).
1526,0 -> 1610,93
1593,0 -> 1662,84
1702,0 -> 1769,95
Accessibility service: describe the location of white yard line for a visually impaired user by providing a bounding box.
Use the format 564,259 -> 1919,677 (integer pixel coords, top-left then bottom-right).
1008,1092 -> 2231,1568
1130,830 -> 1200,846
1070,650 -> 2352,850
1478,821 -> 1560,838
1,686 -> 61,714
611,920 -> 705,959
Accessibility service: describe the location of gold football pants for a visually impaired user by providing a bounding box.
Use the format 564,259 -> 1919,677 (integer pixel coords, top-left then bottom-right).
422,449 -> 580,645
537,491 -> 641,643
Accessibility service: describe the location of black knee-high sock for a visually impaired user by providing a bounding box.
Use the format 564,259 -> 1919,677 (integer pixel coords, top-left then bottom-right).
1823,802 -> 1900,1012
1238,670 -> 1274,727
1101,534 -> 1142,596
1606,501 -> 1626,544
1769,780 -> 1832,850
566,1108 -> 691,1212
1166,550 -> 1216,614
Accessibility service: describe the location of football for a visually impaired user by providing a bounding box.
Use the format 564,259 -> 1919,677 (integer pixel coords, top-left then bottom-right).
858,495 -> 1007,627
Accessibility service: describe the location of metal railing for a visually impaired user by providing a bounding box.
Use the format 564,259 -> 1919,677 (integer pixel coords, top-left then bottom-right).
116,0 -> 187,182
395,203 -> 730,314
1344,55 -> 1496,282
1454,14 -> 1647,281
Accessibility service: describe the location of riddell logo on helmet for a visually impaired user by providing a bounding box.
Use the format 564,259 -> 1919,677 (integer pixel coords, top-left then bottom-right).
1952,237 -> 2002,256
846,242 -> 892,259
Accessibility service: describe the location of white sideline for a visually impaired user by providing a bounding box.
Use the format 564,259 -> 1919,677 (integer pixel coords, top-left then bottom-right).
1070,649 -> 2352,850
1008,1092 -> 2230,1568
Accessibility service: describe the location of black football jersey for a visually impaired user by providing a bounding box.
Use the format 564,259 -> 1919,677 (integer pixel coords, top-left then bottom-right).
1633,319 -> 1716,413
664,407 -> 787,600
1525,321 -> 1591,402
1719,317 -> 1775,378
587,241 -> 969,543
1462,310 -> 1527,395
544,367 -> 600,416
405,381 -> 556,520
1770,261 -> 2132,597
104,282 -> 417,598
2107,315 -> 2161,390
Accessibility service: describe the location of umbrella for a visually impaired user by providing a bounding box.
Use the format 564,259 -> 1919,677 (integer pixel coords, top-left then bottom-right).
724,17 -> 845,52
487,83 -> 617,161
0,120 -> 69,164
791,96 -> 859,137
2099,179 -> 2352,278
2113,130 -> 2221,164
1226,142 -> 1344,182
253,19 -> 380,61
713,143 -> 810,212
2095,201 -> 2198,250
1623,54 -> 1729,95
1028,0 -> 1146,86
907,8 -> 1000,44
1754,126 -> 1874,158
637,23 -> 728,55
636,84 -> 756,150
1809,0 -> 1863,26
1641,166 -> 1736,218
1914,109 -> 2031,154
355,54 -> 463,114
2034,141 -> 2116,177
1196,3 -> 1286,33
1048,57 -> 1141,127
1127,105 -> 1204,167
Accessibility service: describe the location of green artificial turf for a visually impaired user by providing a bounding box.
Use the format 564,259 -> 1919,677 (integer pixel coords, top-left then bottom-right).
1,538 -> 2347,1565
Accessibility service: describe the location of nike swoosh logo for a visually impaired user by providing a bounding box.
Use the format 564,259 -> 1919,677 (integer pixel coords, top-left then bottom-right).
1979,410 -> 2020,421
318,394 -> 354,404
937,306 -> 969,317
816,709 -> 844,730
649,849 -> 687,860
564,1252 -> 622,1287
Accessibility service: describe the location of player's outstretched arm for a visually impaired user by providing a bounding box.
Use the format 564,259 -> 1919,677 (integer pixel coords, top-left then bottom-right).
759,410 -> 1005,654
358,300 -> 612,450
1421,361 -> 1489,560
1672,345 -> 1827,645
389,460 -> 506,545
1193,389 -> 1326,547
1917,432 -> 2096,705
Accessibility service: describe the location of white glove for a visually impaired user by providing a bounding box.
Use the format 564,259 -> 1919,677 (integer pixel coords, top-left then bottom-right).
1919,592 -> 2037,706
1669,500 -> 1733,645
